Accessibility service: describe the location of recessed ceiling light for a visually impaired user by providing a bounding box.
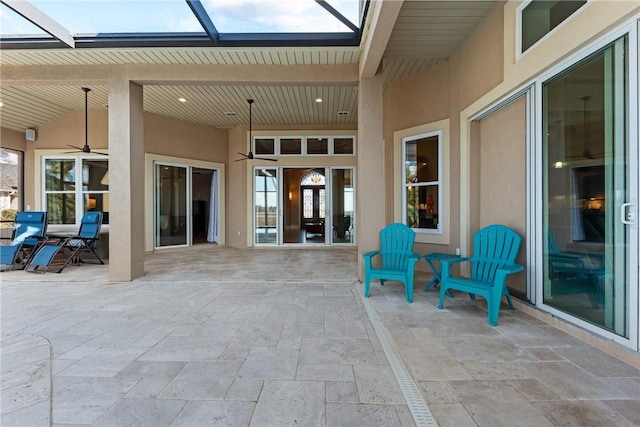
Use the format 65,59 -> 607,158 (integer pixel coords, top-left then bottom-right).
0,102 -> 4,107
178,97 -> 187,103
315,98 -> 323,103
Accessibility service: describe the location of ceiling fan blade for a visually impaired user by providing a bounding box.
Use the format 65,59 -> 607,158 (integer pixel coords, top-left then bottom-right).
68,144 -> 84,150
254,157 -> 278,162
235,152 -> 251,162
93,151 -> 109,156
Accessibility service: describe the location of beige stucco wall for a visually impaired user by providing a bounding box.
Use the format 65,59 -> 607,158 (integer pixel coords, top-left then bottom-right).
381,1 -> 638,275
27,109 -> 228,162
145,113 -> 228,162
1,127 -> 28,152
382,2 -> 505,271
476,97 -> 527,293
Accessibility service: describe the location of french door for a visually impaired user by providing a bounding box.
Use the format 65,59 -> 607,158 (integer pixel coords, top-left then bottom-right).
253,167 -> 355,246
540,31 -> 638,348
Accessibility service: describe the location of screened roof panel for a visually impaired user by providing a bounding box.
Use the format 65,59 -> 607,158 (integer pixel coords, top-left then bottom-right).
202,0 -> 357,33
0,3 -> 47,35
0,0 -> 361,48
28,0 -> 202,34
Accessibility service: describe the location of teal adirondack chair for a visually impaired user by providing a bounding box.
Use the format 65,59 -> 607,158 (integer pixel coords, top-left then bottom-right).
438,224 -> 523,326
363,223 -> 420,303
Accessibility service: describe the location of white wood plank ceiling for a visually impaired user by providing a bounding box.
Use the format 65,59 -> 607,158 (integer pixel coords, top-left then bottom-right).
0,1 -> 496,133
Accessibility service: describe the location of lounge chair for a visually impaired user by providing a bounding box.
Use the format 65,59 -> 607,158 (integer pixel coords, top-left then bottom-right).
26,211 -> 104,273
0,211 -> 48,271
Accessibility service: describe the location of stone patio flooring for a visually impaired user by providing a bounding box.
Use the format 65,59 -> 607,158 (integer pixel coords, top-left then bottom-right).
1,245 -> 639,426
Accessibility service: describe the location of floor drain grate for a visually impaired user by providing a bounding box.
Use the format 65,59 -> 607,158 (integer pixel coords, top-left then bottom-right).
358,288 -> 438,427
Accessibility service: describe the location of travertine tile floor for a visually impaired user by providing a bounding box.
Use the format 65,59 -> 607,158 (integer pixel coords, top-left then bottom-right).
1,245 -> 639,426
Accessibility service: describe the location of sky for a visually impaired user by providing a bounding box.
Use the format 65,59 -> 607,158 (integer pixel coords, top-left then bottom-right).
0,0 -> 360,36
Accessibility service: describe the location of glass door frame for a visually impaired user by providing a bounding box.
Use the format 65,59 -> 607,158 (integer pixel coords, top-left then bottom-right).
252,166 -> 356,246
330,167 -> 356,245
532,21 -> 639,350
253,167 -> 280,246
154,161 -> 191,249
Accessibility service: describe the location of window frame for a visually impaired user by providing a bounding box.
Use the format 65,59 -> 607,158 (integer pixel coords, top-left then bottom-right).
516,0 -> 590,59
0,147 -> 24,214
252,135 -> 356,157
394,119 -> 450,245
41,154 -> 109,227
402,130 -> 443,234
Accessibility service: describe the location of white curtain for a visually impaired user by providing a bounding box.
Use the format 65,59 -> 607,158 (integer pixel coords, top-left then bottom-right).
207,170 -> 218,243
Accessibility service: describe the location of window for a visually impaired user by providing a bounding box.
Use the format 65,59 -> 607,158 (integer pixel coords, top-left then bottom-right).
254,138 -> 275,155
333,137 -> 354,155
0,148 -> 23,222
252,135 -> 356,156
44,157 -> 109,225
402,131 -> 441,232
307,137 -> 328,155
520,0 -> 587,53
280,138 -> 302,155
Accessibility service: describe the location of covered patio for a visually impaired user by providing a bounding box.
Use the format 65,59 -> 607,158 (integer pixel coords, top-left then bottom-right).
2,247 -> 638,426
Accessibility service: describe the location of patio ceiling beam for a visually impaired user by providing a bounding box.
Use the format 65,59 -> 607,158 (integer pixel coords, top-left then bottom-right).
0,63 -> 360,86
1,0 -> 75,48
359,0 -> 403,77
185,0 -> 219,45
315,0 -> 359,33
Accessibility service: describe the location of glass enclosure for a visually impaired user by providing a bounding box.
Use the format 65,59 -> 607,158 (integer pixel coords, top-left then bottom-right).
542,36 -> 628,336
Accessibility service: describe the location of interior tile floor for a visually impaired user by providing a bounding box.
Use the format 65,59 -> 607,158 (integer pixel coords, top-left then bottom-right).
1,245 -> 639,426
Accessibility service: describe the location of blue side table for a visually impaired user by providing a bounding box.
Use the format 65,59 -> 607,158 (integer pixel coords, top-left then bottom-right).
423,252 -> 460,296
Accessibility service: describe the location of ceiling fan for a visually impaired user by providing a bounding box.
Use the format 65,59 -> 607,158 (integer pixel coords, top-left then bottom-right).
235,99 -> 277,162
65,87 -> 107,156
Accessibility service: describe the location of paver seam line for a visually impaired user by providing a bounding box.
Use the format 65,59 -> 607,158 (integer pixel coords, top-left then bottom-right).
354,283 -> 439,427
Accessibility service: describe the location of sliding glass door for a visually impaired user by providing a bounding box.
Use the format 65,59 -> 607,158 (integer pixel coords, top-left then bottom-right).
541,34 -> 636,341
254,168 -> 279,244
331,168 -> 354,244
155,163 -> 188,247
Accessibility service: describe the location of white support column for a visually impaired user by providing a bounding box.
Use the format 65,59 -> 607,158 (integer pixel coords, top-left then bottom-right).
108,79 -> 145,281
357,73 -> 385,280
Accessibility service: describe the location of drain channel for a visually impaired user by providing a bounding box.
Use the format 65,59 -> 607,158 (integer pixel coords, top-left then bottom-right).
358,288 -> 438,427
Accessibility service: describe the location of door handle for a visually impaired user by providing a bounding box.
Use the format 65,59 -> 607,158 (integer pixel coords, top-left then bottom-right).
620,202 -> 635,225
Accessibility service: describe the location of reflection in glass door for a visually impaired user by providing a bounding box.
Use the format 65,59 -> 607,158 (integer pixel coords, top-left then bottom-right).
156,164 -> 188,247
542,36 -> 632,338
